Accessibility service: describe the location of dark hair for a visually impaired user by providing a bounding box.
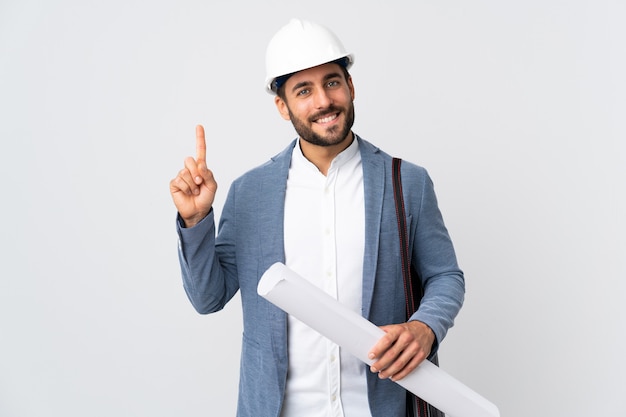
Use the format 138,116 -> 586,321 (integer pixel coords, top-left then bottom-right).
275,58 -> 351,101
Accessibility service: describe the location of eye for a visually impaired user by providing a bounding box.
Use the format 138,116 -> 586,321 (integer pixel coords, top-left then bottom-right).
296,88 -> 310,96
327,80 -> 339,88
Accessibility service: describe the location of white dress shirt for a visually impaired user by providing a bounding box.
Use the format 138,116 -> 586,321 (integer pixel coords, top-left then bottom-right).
281,137 -> 371,417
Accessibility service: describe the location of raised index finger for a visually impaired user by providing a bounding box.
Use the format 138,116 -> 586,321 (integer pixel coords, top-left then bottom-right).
195,124 -> 206,162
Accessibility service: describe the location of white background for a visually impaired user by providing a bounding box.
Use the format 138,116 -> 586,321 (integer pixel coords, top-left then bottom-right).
1,1 -> 624,416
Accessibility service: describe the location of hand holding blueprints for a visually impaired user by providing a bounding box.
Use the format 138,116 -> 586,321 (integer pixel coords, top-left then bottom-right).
257,262 -> 500,417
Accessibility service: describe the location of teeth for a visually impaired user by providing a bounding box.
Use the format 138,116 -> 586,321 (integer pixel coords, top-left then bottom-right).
317,114 -> 337,123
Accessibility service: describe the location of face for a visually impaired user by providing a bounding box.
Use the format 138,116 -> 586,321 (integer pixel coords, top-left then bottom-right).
275,63 -> 355,148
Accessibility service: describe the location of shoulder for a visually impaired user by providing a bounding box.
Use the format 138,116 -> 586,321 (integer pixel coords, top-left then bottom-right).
398,158 -> 430,183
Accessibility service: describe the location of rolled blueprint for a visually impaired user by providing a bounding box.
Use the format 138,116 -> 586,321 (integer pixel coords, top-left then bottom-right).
257,262 -> 500,417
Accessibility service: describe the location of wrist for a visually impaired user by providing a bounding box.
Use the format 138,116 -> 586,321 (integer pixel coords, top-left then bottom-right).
181,210 -> 210,228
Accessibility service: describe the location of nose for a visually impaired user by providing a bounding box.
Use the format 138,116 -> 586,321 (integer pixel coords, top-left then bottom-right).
312,87 -> 332,109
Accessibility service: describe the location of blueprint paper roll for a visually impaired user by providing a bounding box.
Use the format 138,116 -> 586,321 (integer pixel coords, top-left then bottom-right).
257,262 -> 500,417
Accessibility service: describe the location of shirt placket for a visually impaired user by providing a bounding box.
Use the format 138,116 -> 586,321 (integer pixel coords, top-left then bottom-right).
323,166 -> 343,416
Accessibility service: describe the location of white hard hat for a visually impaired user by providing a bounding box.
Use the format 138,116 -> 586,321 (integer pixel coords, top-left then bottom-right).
264,18 -> 354,94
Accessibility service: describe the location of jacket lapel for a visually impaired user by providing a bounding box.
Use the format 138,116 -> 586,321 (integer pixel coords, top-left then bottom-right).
358,137 -> 385,320
257,140 -> 295,372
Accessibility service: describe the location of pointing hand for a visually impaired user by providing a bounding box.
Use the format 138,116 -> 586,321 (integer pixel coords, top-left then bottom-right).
169,125 -> 218,227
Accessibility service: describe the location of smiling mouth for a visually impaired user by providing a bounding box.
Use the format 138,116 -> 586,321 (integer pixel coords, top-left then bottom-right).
315,113 -> 339,124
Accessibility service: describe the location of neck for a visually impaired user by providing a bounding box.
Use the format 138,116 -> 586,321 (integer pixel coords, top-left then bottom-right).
299,132 -> 354,176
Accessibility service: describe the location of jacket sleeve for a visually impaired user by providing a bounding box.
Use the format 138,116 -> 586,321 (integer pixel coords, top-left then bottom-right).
409,168 -> 465,354
176,185 -> 240,314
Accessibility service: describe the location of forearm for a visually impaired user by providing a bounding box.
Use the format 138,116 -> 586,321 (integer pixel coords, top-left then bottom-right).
177,211 -> 239,314
411,270 -> 465,355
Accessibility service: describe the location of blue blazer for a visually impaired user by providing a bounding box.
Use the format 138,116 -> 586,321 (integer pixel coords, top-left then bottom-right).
177,136 -> 465,417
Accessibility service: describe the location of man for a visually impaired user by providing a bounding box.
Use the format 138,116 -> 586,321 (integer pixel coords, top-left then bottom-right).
170,18 -> 464,417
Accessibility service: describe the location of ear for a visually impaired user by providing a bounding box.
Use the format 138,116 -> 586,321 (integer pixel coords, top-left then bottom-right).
274,95 -> 291,121
348,75 -> 355,101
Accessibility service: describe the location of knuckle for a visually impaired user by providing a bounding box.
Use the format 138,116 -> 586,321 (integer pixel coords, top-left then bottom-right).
390,345 -> 402,358
184,157 -> 198,170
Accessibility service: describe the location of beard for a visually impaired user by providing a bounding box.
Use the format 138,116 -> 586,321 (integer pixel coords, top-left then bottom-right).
288,101 -> 355,147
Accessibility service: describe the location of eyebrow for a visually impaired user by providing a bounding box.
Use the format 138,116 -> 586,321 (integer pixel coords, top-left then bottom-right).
291,72 -> 343,94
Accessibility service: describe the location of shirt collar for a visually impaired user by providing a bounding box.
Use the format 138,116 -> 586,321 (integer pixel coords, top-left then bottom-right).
293,134 -> 360,174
